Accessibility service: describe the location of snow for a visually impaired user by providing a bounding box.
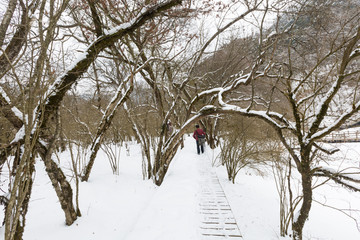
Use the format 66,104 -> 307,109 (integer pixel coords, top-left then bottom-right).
11,107 -> 23,120
218,167 -> 285,240
0,88 -> 23,121
1,138 -> 360,240
104,22 -> 132,36
44,4 -> 146,103
0,87 -> 11,103
350,47 -> 360,58
10,125 -> 25,144
309,100 -> 360,142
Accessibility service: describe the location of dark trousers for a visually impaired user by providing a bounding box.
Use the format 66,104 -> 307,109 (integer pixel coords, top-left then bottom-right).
196,140 -> 204,154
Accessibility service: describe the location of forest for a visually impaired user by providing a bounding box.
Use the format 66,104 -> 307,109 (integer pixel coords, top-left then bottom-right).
0,0 -> 360,239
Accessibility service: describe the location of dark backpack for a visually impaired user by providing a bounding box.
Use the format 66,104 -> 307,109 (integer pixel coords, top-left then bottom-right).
196,130 -> 205,144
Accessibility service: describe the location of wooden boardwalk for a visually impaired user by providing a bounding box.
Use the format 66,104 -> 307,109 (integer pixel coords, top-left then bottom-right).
198,157 -> 243,240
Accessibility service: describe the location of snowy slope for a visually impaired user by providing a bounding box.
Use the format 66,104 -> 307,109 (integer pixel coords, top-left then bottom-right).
1,137 -> 360,240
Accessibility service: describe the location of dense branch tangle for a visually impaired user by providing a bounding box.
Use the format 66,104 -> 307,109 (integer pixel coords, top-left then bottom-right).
194,6 -> 360,239
1,1 -> 359,240
0,1 -> 184,239
116,0 -> 268,185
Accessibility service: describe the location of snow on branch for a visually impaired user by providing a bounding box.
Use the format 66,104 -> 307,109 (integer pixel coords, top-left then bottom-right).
0,86 -> 23,129
306,26 -> 360,141
37,0 -> 183,131
182,2 -> 262,89
349,45 -> 360,60
101,57 -> 156,123
197,104 -> 291,131
314,167 -> 360,192
188,87 -> 223,110
307,100 -> 360,143
186,63 -> 292,132
186,19 -> 277,118
81,59 -> 158,181
348,26 -> 360,61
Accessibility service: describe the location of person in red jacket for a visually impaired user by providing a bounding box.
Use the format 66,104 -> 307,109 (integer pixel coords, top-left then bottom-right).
193,124 -> 206,154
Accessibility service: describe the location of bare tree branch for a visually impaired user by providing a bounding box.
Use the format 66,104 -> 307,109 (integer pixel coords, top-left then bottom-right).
314,167 -> 360,192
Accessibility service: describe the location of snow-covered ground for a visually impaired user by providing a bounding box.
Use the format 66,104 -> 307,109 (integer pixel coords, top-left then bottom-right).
220,141 -> 360,240
1,137 -> 360,240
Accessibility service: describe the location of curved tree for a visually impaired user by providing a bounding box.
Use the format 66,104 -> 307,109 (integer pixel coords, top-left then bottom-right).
189,1 -> 360,239
0,1 -> 184,239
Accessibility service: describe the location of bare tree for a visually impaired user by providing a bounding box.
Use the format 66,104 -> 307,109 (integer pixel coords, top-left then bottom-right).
219,117 -> 272,183
191,1 -> 360,239
0,0 -> 184,239
117,0 -> 266,185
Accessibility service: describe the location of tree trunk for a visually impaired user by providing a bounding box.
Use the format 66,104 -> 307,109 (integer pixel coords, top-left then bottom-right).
4,150 -> 35,240
153,142 -> 180,186
42,155 -> 78,225
37,108 -> 78,225
145,146 -> 152,180
0,1 -> 33,76
292,163 -> 313,240
154,159 -> 170,186
202,118 -> 218,149
81,76 -> 134,182
0,0 -> 17,47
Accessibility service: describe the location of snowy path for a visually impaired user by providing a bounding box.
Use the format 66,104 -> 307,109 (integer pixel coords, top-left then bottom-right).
198,156 -> 243,240
15,139 -> 360,240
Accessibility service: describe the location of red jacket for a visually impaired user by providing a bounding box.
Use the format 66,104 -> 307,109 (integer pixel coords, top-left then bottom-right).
193,128 -> 205,140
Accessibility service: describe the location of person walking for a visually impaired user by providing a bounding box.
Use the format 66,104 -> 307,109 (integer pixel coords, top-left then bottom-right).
193,124 -> 206,154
